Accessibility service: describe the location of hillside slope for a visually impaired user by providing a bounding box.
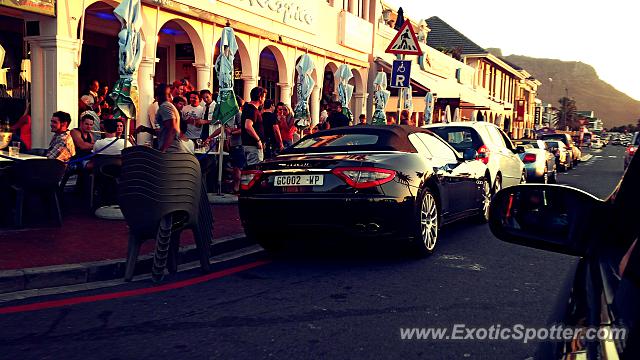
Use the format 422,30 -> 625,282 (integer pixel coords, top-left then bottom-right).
502,55 -> 640,128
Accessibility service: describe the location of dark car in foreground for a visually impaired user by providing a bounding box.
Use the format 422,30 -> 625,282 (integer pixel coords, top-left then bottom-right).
239,125 -> 491,255
489,151 -> 640,359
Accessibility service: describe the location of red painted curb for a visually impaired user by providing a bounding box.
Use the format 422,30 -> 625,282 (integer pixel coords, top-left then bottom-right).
0,260 -> 270,315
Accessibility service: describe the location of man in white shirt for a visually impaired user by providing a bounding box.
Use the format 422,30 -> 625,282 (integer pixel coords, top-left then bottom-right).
182,91 -> 207,140
93,118 -> 126,155
199,89 -> 217,140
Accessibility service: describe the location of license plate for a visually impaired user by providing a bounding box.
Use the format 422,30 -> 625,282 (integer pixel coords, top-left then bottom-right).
274,174 -> 324,187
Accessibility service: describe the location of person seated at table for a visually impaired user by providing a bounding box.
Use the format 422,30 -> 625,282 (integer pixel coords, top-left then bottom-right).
47,111 -> 76,163
70,114 -> 96,161
93,118 -> 126,156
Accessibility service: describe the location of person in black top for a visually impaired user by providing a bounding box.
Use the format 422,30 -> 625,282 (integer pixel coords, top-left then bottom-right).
326,101 -> 350,129
261,99 -> 284,158
69,114 -> 95,161
241,87 -> 266,165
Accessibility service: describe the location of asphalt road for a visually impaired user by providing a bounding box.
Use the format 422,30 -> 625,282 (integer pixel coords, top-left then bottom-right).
0,145 -> 628,360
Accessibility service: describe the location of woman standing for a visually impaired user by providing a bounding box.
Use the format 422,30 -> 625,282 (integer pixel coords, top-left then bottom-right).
276,102 -> 297,148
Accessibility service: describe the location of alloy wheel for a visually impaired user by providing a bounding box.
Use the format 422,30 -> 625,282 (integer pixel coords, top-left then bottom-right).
420,192 -> 438,251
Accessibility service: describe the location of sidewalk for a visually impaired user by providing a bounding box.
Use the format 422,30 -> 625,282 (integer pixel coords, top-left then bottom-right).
0,203 -> 244,271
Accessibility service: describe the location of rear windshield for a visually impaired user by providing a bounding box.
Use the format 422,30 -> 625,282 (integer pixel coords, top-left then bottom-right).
428,127 -> 482,151
294,134 -> 379,149
546,141 -> 560,148
541,134 -> 568,145
515,141 -> 539,149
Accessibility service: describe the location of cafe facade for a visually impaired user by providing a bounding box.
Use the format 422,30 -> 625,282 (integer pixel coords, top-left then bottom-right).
0,0 -> 377,148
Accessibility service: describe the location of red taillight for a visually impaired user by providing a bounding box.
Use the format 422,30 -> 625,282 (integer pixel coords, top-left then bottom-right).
522,153 -> 537,163
476,145 -> 490,165
332,167 -> 396,189
627,146 -> 637,155
240,170 -> 263,190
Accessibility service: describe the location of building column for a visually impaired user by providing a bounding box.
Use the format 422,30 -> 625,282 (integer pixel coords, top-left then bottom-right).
242,75 -> 257,102
277,82 -> 292,106
136,56 -> 158,145
310,85 -> 320,127
193,63 -> 212,91
352,93 -> 367,120
27,35 -> 80,149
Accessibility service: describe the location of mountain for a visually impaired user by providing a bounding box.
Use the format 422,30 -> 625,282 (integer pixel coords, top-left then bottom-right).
500,54 -> 640,128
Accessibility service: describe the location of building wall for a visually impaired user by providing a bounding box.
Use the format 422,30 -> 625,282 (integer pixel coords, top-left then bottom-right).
19,0 -> 376,147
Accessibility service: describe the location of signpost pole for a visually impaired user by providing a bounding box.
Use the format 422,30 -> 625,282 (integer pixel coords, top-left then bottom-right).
397,55 -> 406,122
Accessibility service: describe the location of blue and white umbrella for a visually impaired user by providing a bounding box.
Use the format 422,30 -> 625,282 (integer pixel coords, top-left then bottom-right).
424,91 -> 434,125
110,0 -> 144,128
293,54 -> 315,130
372,72 -> 390,125
213,26 -> 240,125
335,64 -> 354,122
403,85 -> 413,116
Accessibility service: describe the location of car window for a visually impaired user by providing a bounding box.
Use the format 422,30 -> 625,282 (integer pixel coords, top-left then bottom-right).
408,133 -> 432,157
294,133 -> 378,148
416,133 -> 458,162
427,126 -> 481,152
486,126 -> 507,148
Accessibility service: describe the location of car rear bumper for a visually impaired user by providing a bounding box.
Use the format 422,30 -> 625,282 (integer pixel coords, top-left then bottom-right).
524,164 -> 545,178
239,195 -> 415,238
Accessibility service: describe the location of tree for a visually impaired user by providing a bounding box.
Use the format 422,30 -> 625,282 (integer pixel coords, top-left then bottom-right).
557,97 -> 579,130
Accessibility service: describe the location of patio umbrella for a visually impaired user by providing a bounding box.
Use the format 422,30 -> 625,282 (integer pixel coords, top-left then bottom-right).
403,85 -> 413,115
443,105 -> 451,123
372,71 -> 390,125
293,54 -> 315,131
212,26 -> 240,196
470,110 -> 477,122
110,0 -> 144,142
453,107 -> 460,122
0,45 -> 7,87
477,111 -> 485,122
335,64 -> 354,123
423,91 -> 434,125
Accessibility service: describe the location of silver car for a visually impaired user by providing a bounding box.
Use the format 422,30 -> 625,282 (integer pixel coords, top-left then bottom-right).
513,140 -> 557,183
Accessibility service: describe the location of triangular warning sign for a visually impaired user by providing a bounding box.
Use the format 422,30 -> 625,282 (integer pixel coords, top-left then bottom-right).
385,21 -> 423,56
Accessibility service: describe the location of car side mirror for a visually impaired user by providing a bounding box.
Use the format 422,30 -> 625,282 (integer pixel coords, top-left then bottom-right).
462,148 -> 477,161
488,184 -> 606,257
515,145 -> 526,154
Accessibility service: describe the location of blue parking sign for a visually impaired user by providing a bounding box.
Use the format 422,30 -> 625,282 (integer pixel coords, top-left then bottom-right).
391,60 -> 411,88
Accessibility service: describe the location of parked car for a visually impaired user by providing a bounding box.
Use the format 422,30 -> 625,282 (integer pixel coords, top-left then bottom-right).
513,140 -> 557,183
488,149 -> 640,359
545,140 -> 571,171
423,121 -> 526,195
591,138 -> 604,149
624,132 -> 639,169
239,125 -> 491,255
541,133 -> 581,167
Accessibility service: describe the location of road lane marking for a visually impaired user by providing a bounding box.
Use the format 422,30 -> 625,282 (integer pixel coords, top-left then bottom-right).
0,260 -> 270,315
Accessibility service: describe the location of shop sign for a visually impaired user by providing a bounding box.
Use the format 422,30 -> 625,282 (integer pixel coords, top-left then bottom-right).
0,0 -> 56,16
218,0 -> 317,32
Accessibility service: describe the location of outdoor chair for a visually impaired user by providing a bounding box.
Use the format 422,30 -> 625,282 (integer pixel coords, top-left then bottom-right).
9,158 -> 66,227
89,154 -> 122,210
118,146 -> 212,282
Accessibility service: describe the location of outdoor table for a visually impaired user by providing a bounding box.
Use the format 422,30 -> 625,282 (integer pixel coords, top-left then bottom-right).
0,150 -> 48,161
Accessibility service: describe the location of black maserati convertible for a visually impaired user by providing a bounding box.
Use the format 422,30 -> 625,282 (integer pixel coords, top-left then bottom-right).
238,125 -> 491,255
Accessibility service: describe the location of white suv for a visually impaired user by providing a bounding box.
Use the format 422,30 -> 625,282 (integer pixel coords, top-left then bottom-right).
424,121 -> 526,194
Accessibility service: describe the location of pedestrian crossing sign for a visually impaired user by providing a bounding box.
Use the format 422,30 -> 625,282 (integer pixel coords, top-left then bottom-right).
385,21 -> 423,56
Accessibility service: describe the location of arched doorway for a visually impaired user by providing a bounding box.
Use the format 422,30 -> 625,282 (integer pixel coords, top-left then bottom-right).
258,46 -> 285,103
155,19 -> 205,90
78,1 -> 122,99
321,62 -> 338,109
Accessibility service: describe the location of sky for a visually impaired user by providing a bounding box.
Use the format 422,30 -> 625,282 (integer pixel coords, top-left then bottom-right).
385,0 -> 640,100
